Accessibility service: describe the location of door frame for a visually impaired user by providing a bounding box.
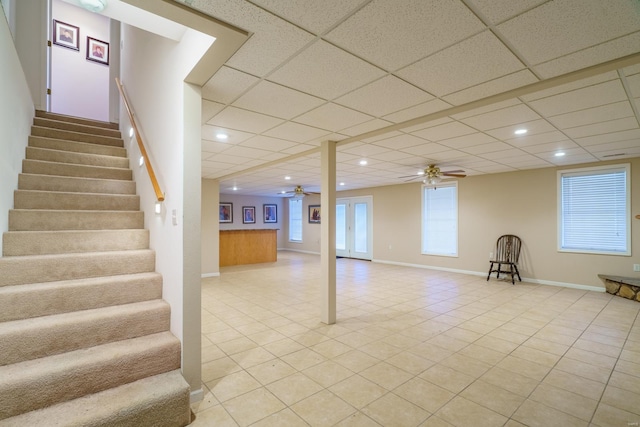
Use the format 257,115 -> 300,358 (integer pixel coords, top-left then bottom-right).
336,195 -> 373,260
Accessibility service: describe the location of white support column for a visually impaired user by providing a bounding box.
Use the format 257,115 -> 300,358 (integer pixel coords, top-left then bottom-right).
320,140 -> 336,325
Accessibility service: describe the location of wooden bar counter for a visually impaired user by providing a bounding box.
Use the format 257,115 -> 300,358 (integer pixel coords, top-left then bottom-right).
219,229 -> 277,267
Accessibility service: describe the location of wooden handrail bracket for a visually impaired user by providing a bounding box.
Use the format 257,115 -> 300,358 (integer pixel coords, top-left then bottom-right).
115,78 -> 165,202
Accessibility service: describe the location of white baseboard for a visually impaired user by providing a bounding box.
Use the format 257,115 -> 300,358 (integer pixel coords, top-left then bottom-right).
372,259 -> 605,293
201,272 -> 220,278
190,387 -> 204,404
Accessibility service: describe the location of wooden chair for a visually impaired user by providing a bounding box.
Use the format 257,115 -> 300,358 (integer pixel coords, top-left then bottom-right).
487,235 -> 522,285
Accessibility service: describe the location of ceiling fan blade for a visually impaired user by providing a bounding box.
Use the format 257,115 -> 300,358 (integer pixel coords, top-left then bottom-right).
442,170 -> 465,174
398,174 -> 422,179
442,173 -> 466,178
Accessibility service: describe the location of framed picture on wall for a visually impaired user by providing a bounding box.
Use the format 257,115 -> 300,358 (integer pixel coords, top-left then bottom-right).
53,20 -> 80,51
309,205 -> 321,224
86,37 -> 109,65
219,203 -> 233,223
243,206 -> 256,224
263,204 -> 277,223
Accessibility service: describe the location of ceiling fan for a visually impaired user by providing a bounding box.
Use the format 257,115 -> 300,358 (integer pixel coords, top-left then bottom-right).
279,185 -> 320,198
399,164 -> 466,184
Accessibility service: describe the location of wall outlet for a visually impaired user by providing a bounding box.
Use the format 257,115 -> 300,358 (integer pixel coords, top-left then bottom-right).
634,264 -> 640,272
489,252 -> 493,259
389,245 -> 392,250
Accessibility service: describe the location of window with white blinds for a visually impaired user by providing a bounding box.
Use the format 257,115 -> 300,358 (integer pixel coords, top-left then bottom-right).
422,182 -> 458,256
558,164 -> 630,255
288,198 -> 303,242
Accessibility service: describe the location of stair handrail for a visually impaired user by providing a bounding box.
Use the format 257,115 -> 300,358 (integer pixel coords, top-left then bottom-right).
115,78 -> 165,202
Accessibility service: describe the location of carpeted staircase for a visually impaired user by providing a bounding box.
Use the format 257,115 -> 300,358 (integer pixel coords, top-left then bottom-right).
0,111 -> 191,426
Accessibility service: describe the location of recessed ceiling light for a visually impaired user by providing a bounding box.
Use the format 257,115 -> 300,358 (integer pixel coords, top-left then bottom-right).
284,176 -> 291,180
232,186 -> 238,191
417,171 -> 425,175
555,152 -> 566,157
280,191 -> 286,194
216,133 -> 228,140
339,182 -> 345,186
359,160 -> 368,166
514,129 -> 527,135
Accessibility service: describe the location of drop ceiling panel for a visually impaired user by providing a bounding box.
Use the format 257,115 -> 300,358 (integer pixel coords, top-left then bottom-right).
233,81 -> 325,120
201,125 -> 254,144
269,40 -> 386,100
575,129 -> 640,147
202,100 -> 224,122
397,31 -> 525,97
563,117 -> 639,139
239,135 -> 299,152
442,70 -> 538,106
548,101 -> 634,130
533,33 -> 640,79
626,73 -> 640,98
458,104 -> 541,131
340,119 -> 395,138
208,107 -> 284,134
335,76 -> 434,117
249,0 -> 366,34
325,0 -> 485,71
294,103 -> 373,132
412,121 -> 476,141
371,134 -> 428,150
529,80 -> 629,117
400,142 -> 452,156
438,133 -> 498,149
264,122 -> 331,143
516,139 -> 578,154
190,0 -> 315,76
588,139 -> 640,154
485,119 -> 557,140
463,141 -> 513,155
506,132 -> 569,149
383,99 -> 453,125
465,0 -> 547,25
496,0 -> 640,65
201,66 -> 260,104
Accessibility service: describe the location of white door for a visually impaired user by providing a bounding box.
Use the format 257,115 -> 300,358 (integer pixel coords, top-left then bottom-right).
336,196 -> 372,260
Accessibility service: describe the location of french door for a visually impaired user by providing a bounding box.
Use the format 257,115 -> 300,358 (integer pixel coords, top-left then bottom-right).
336,196 -> 372,260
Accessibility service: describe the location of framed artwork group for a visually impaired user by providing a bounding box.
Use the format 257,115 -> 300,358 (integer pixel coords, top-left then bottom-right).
219,203 -> 278,224
53,20 -> 109,66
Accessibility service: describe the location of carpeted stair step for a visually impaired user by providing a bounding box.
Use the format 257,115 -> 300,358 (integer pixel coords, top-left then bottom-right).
15,190 -> 139,211
34,117 -> 122,139
36,110 -> 119,130
23,159 -> 132,180
31,126 -> 124,147
26,146 -> 129,169
0,331 -> 181,420
0,369 -> 191,427
0,272 -> 162,323
3,229 -> 149,256
0,249 -> 156,287
0,299 -> 171,366
8,209 -> 144,231
18,173 -> 135,195
29,135 -> 127,158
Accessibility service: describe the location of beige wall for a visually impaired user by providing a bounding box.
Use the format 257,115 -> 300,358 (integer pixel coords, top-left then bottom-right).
0,2 -> 34,256
201,179 -> 220,276
314,158 -> 640,290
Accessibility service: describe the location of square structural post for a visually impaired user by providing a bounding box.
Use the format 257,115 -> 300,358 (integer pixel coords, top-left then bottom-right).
320,140 -> 336,325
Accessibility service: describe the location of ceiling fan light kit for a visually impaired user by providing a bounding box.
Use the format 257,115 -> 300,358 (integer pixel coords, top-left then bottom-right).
399,164 -> 467,184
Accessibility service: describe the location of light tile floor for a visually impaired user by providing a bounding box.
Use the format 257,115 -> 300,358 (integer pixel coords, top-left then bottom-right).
191,252 -> 640,427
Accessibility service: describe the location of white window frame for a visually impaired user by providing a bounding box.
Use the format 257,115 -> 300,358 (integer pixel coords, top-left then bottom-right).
288,198 -> 303,243
557,163 -> 630,256
422,182 -> 458,257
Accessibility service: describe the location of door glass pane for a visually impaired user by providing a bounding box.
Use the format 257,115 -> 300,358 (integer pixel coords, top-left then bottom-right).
336,204 -> 346,250
354,202 -> 367,253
